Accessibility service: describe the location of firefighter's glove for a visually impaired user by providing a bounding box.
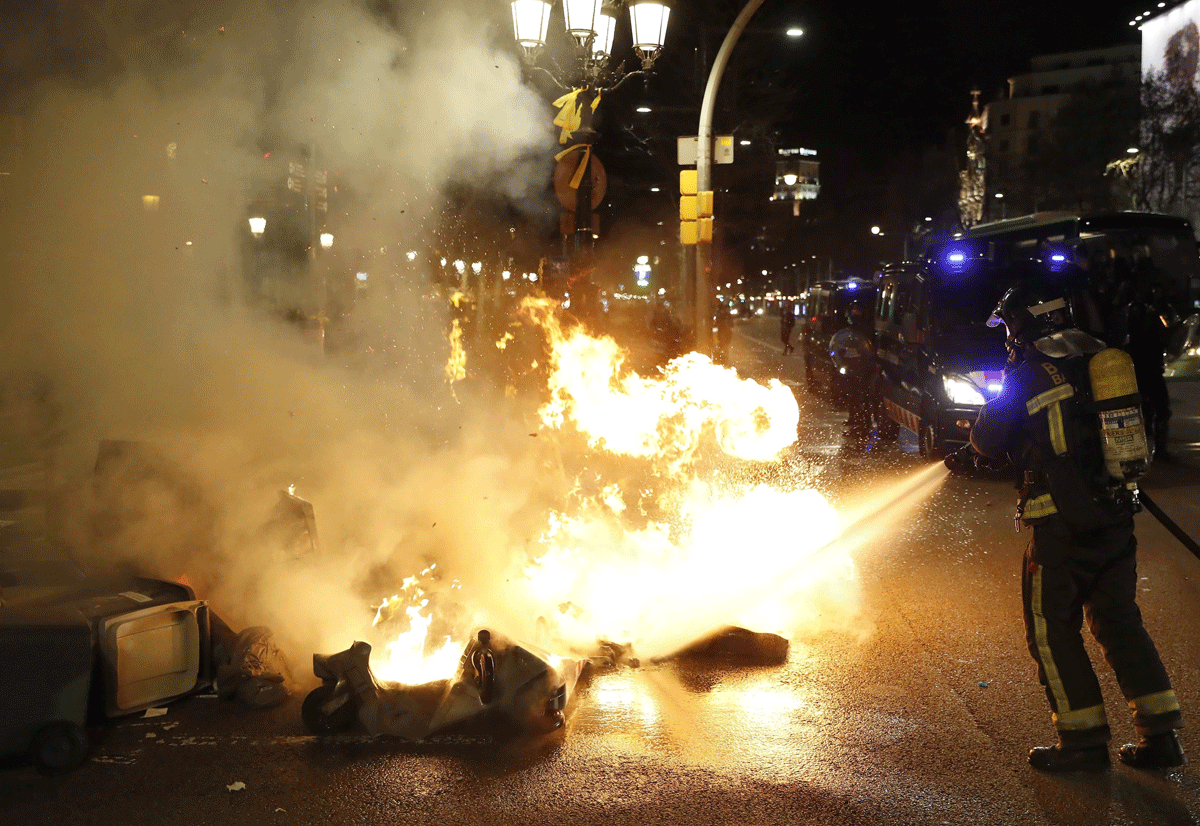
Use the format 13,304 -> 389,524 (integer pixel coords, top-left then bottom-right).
944,444 -> 980,475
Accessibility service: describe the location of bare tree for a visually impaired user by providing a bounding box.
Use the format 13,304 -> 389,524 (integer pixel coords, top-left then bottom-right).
1025,75 -> 1138,213
1132,67 -> 1200,216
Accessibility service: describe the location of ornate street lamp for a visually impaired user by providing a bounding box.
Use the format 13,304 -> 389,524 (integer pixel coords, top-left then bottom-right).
628,0 -> 671,69
510,0 -> 670,73
562,0 -> 604,49
511,0 -> 552,63
509,0 -> 671,311
591,2 -> 618,61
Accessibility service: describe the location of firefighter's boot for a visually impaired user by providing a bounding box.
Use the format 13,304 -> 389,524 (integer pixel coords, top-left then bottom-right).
1028,744 -> 1110,772
1118,731 -> 1185,769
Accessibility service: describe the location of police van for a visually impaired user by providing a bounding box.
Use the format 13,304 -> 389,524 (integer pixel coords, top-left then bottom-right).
875,211 -> 1200,458
800,279 -> 876,399
872,256 -> 1009,458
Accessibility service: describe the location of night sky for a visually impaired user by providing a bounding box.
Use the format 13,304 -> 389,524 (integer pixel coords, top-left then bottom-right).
730,0 -> 1157,158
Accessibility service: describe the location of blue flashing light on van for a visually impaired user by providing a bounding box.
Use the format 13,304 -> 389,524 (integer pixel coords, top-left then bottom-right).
943,248 -> 971,274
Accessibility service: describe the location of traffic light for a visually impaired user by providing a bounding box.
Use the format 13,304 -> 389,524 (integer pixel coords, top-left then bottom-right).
679,170 -> 712,246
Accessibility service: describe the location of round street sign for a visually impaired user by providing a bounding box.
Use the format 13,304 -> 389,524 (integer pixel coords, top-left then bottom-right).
553,151 -> 606,211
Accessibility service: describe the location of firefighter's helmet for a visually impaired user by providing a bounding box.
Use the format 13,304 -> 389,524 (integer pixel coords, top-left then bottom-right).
986,281 -> 1070,343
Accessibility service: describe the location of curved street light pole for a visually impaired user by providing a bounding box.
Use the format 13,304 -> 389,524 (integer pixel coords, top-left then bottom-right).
694,0 -> 766,354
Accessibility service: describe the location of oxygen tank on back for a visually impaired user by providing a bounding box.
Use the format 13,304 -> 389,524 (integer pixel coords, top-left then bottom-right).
1088,348 -> 1150,487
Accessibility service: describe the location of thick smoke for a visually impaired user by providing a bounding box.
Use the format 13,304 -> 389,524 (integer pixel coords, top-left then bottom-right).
0,0 -> 563,659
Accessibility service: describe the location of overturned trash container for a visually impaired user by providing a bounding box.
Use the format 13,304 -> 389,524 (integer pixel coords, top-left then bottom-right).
0,604 -> 93,773
303,629 -> 585,740
0,569 -> 210,772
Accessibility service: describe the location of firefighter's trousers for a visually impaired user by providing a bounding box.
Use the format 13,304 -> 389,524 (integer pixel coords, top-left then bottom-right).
1022,512 -> 1182,748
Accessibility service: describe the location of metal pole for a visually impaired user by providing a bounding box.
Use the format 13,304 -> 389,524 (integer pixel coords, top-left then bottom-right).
695,0 -> 766,355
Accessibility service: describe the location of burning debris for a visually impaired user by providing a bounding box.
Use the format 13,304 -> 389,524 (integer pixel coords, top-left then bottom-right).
658,626 -> 791,666
303,629 -> 584,740
311,301 -> 863,742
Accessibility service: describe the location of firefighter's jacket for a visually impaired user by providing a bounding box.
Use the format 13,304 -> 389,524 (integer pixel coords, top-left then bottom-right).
970,329 -> 1116,529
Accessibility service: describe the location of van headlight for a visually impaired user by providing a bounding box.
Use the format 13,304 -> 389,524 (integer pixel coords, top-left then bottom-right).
943,374 -> 986,406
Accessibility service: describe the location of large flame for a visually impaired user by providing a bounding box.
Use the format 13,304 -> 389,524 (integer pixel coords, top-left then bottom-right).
527,298 -> 798,471
371,299 -> 861,679
518,482 -> 848,655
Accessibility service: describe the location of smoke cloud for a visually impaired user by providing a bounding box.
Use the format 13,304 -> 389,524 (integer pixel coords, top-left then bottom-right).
0,0 -> 564,660
0,0 -> 872,674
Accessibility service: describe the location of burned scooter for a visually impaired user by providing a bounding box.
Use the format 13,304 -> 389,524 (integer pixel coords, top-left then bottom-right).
302,629 -> 586,740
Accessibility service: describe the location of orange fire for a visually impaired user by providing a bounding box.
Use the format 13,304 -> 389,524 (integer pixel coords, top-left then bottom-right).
377,300 -> 861,680
526,298 -> 798,471
370,566 -> 464,685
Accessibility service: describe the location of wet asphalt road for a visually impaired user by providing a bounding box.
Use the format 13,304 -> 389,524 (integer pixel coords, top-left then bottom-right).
3,318 -> 1200,825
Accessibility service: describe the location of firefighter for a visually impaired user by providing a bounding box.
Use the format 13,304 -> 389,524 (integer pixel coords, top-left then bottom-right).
947,276 -> 1184,772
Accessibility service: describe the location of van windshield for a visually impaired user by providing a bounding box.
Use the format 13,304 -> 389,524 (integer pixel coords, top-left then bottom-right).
930,278 -> 1009,336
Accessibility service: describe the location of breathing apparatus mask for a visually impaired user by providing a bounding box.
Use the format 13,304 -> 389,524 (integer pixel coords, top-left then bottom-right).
986,279 -> 1071,353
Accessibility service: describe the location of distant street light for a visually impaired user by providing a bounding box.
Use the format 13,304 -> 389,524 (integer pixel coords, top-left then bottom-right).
1127,146 -> 1140,154
870,225 -> 882,235
248,216 -> 266,237
636,106 -> 652,113
319,232 -> 334,249
783,173 -> 798,186
786,27 -> 804,37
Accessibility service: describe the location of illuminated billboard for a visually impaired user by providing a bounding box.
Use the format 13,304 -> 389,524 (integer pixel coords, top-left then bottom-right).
1139,1 -> 1200,230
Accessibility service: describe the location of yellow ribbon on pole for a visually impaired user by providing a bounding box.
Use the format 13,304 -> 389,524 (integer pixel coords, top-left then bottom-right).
551,88 -> 601,145
554,143 -> 592,190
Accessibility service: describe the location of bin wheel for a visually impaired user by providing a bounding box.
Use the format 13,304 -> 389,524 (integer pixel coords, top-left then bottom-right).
301,684 -> 358,735
31,722 -> 88,774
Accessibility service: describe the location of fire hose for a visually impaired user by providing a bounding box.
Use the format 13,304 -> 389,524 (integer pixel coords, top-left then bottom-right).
945,445 -> 1200,559
1139,490 -> 1200,561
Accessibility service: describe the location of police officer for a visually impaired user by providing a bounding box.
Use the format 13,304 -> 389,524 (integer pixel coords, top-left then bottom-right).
780,301 -> 797,355
830,298 -> 874,440
1123,280 -> 1175,460
948,277 -> 1184,772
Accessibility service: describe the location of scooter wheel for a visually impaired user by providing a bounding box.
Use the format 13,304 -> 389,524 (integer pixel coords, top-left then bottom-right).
31,721 -> 88,774
301,684 -> 358,735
